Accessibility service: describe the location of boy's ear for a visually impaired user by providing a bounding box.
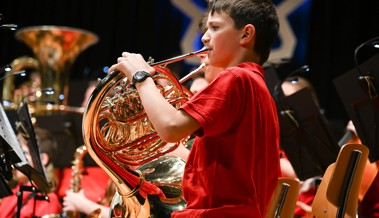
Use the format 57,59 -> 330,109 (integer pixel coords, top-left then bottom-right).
41,153 -> 49,166
241,24 -> 255,44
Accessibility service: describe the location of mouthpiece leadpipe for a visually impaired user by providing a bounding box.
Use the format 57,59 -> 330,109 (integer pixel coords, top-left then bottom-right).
150,46 -> 210,67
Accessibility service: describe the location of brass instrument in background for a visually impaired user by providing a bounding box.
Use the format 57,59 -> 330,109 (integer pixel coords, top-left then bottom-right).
67,145 -> 87,218
62,145 -> 101,218
2,25 -> 98,114
2,56 -> 39,108
82,47 -> 209,218
137,156 -> 187,218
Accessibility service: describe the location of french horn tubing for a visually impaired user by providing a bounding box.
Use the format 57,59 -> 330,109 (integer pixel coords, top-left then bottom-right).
82,47 -> 209,218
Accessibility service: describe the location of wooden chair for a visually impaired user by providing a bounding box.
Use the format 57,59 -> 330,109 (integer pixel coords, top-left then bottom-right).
266,177 -> 300,218
312,143 -> 369,218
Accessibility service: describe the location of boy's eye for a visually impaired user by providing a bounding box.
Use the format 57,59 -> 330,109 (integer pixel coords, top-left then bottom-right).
210,25 -> 219,31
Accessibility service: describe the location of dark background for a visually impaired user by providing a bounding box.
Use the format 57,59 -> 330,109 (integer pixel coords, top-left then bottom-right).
1,0 -> 379,141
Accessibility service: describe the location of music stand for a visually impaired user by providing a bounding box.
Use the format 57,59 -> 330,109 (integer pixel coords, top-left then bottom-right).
0,134 -> 15,198
14,101 -> 51,194
0,103 -> 25,197
0,176 -> 12,198
334,52 -> 379,162
276,89 -> 340,181
1,101 -> 51,191
0,101 -> 52,218
264,65 -> 340,181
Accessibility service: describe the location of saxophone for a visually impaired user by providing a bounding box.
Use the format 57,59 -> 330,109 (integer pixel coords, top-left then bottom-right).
65,145 -> 87,218
42,145 -> 101,218
64,145 -> 102,218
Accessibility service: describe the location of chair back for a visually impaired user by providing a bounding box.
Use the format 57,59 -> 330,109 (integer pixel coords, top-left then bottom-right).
312,143 -> 369,218
266,177 -> 300,218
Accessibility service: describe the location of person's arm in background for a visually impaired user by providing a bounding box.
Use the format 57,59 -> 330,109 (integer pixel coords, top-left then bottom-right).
280,157 -> 297,179
163,142 -> 190,162
62,190 -> 110,218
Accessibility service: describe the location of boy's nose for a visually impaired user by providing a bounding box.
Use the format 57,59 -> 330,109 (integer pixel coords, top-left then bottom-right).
201,33 -> 210,45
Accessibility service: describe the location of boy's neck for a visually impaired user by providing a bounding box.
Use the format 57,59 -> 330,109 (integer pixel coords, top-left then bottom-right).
228,49 -> 260,67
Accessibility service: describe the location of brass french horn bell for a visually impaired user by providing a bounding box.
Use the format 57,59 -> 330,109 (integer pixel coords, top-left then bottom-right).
11,25 -> 98,113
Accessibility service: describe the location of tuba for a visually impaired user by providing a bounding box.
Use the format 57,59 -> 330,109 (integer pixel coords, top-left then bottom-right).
82,47 -> 208,218
1,56 -> 39,108
2,25 -> 98,114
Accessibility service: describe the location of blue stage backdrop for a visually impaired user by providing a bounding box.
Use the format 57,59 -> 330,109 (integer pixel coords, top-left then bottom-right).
170,0 -> 312,73
0,0 -> 312,81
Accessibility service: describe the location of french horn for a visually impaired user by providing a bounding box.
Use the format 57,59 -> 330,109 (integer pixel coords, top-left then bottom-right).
82,47 -> 208,218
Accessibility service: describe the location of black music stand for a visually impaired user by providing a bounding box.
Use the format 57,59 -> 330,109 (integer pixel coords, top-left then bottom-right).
334,52 -> 379,162
0,101 -> 51,218
0,135 -> 15,198
17,103 -> 45,174
15,101 -> 51,193
0,103 -> 25,197
276,88 -> 340,181
265,65 -> 340,181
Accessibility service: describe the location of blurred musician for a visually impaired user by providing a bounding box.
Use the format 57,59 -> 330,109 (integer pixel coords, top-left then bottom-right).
0,127 -> 62,218
12,71 -> 41,107
62,181 -> 115,218
59,81 -> 112,218
189,72 -> 208,95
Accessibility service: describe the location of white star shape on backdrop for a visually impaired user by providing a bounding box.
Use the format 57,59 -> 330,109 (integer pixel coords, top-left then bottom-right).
171,0 -> 204,65
269,0 -> 305,62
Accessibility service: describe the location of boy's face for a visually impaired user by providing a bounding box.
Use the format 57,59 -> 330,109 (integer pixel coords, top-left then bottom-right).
202,11 -> 243,69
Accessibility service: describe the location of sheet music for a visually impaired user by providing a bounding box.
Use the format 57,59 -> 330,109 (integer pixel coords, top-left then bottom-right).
0,103 -> 28,166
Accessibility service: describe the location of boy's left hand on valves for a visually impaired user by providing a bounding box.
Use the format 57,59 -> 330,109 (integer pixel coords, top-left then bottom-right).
108,52 -> 155,82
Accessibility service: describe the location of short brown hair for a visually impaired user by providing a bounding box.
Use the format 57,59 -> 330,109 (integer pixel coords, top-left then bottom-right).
209,0 -> 279,64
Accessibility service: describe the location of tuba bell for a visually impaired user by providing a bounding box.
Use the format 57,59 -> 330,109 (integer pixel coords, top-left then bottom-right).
3,25 -> 98,114
82,47 -> 208,218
